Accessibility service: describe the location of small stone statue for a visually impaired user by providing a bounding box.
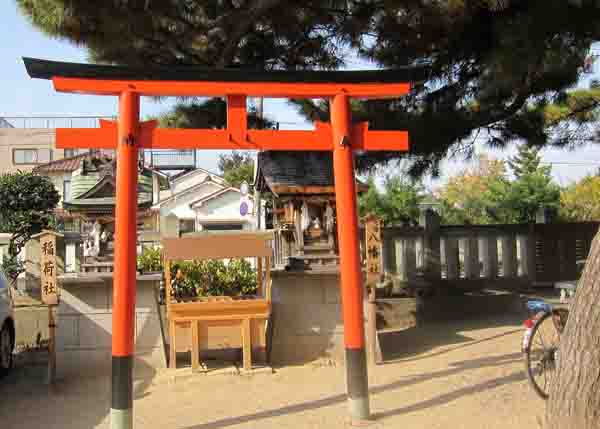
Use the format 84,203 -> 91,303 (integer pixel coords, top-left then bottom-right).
300,200 -> 310,231
311,216 -> 322,230
89,220 -> 102,257
83,220 -> 110,259
324,204 -> 334,234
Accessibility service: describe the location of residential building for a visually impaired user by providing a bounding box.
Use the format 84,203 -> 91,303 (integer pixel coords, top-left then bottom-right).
0,128 -> 67,174
0,116 -> 195,175
154,168 -> 256,234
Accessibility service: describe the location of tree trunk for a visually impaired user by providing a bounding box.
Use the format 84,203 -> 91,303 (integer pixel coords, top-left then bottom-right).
545,229 -> 600,428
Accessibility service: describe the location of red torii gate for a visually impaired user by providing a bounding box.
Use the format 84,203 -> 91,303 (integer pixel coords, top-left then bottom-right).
24,57 -> 417,428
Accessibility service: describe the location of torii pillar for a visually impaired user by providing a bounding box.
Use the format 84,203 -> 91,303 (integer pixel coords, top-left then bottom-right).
24,57 -> 415,428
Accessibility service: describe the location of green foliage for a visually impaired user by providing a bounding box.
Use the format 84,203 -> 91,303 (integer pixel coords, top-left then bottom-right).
359,174 -> 424,225
438,155 -> 511,225
508,145 -> 548,179
0,255 -> 24,286
137,247 -> 162,273
437,150 -> 560,224
156,98 -> 275,130
218,151 -> 254,189
16,1 -> 600,176
560,175 -> 600,221
358,177 -> 383,220
0,171 -> 60,282
502,146 -> 561,223
171,259 -> 258,298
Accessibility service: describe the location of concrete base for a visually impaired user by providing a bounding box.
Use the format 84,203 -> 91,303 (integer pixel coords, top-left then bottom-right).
110,408 -> 133,429
270,270 -> 365,365
50,270 -> 526,376
55,279 -> 166,379
270,271 -> 526,366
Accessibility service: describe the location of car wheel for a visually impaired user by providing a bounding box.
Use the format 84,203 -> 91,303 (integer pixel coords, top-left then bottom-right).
0,322 -> 14,376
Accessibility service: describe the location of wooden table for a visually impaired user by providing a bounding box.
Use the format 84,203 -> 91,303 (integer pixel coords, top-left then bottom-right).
162,232 -> 273,371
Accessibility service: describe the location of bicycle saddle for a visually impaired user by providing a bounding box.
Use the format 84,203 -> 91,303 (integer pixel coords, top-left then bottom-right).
526,300 -> 553,313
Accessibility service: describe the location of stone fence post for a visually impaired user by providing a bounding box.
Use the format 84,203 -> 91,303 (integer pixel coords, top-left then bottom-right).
419,208 -> 441,284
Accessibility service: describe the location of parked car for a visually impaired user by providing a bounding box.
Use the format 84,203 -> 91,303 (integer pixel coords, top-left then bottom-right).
0,271 -> 15,375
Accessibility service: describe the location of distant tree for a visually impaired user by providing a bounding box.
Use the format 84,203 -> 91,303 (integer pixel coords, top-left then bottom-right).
358,177 -> 383,220
501,146 -> 561,223
437,155 -> 511,225
359,174 -> 423,225
0,172 -> 60,284
438,149 -> 560,224
560,175 -> 600,221
217,151 -> 255,189
508,144 -> 545,179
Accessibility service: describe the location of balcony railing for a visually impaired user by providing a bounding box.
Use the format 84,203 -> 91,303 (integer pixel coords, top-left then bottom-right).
2,116 -> 197,171
0,115 -> 116,129
145,150 -> 197,170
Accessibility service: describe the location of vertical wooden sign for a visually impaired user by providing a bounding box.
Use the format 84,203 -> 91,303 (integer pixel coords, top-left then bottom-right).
364,214 -> 383,365
365,215 -> 383,284
40,232 -> 59,305
34,230 -> 63,384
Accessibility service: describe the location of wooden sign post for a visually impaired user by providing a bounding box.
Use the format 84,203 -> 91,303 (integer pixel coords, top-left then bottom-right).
34,230 -> 63,384
39,232 -> 60,305
364,215 -> 383,365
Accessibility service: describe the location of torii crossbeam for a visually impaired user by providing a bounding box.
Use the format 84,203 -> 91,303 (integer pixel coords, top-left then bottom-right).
24,57 -> 419,429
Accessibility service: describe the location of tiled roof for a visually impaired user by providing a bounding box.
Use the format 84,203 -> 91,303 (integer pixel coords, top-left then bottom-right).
255,151 -> 367,195
33,152 -> 92,173
256,151 -> 335,189
63,195 -> 152,208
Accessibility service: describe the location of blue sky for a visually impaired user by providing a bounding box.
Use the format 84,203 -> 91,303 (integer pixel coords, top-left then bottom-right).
2,1 -> 600,186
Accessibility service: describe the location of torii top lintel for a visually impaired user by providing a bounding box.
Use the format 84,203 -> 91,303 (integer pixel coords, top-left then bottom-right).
24,57 -> 422,152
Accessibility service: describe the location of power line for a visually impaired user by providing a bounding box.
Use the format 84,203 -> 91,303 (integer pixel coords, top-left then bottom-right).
541,161 -> 600,166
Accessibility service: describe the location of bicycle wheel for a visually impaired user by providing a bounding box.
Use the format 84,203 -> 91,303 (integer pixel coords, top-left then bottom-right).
524,309 -> 566,399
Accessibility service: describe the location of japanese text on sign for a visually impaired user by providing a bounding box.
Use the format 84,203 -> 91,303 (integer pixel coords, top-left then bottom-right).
365,216 -> 383,285
40,233 -> 59,305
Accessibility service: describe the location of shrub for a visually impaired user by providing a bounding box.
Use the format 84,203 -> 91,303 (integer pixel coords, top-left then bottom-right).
137,247 -> 162,273
170,259 -> 258,298
0,254 -> 24,286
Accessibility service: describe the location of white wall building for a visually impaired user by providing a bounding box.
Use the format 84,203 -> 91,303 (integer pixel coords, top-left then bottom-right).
155,168 -> 257,234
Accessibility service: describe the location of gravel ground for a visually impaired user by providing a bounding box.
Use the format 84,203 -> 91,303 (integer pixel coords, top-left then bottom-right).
0,315 -> 545,429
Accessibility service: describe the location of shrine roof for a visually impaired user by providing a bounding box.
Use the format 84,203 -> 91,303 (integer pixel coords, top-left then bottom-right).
255,151 -> 367,195
24,57 -> 427,84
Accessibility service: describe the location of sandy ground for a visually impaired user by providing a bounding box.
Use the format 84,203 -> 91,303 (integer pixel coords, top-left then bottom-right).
0,314 -> 546,429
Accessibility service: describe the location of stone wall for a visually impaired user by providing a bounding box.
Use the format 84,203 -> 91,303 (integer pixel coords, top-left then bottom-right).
56,279 -> 166,379
270,271 -> 367,365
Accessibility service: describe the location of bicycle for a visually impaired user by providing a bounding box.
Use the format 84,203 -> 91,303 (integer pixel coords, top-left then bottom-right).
522,299 -> 569,399
522,260 -> 584,399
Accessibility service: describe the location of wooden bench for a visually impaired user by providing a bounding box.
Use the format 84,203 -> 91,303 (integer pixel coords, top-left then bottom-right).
163,232 -> 273,371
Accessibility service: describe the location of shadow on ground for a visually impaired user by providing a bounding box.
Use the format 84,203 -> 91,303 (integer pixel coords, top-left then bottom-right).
376,289 -> 530,363
379,317 -> 523,363
179,350 -> 525,429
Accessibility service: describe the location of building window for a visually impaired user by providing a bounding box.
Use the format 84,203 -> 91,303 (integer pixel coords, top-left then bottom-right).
64,149 -> 77,158
179,219 -> 196,235
13,148 -> 52,165
63,179 -> 72,202
202,224 -> 243,231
